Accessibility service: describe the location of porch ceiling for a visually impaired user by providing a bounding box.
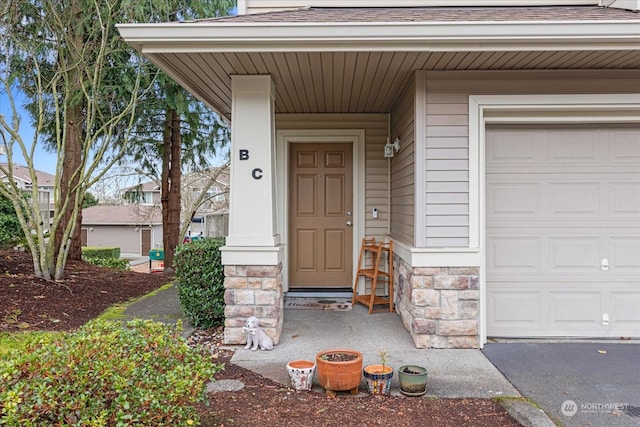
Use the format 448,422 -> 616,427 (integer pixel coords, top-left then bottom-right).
118,6 -> 640,120
153,50 -> 640,119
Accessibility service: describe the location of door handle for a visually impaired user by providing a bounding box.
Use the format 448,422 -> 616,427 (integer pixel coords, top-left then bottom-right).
346,221 -> 353,227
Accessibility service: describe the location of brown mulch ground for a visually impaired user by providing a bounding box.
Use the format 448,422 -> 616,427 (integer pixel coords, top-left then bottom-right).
0,249 -> 522,427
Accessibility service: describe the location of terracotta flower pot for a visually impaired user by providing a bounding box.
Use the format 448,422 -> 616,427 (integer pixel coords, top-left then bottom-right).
315,349 -> 363,397
363,364 -> 394,395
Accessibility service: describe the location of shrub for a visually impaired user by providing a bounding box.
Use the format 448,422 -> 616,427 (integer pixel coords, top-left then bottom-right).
174,238 -> 225,328
0,319 -> 221,426
84,257 -> 131,271
81,247 -> 130,270
82,247 -> 121,259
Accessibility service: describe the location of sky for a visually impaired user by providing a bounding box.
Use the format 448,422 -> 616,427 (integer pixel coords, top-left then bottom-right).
0,90 -> 57,175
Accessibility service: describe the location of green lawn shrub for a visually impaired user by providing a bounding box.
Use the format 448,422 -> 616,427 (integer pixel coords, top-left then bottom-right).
82,247 -> 121,259
0,319 -> 221,426
174,238 -> 225,328
82,247 -> 129,270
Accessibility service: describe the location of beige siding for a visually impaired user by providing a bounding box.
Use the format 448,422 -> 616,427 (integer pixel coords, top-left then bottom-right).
390,75 -> 416,246
421,69 -> 640,247
276,113 -> 389,240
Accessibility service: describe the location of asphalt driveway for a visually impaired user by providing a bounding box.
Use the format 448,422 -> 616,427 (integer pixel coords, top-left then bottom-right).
483,342 -> 640,427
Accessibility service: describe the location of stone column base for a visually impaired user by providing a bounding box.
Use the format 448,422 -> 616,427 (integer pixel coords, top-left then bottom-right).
223,264 -> 283,345
395,256 -> 480,349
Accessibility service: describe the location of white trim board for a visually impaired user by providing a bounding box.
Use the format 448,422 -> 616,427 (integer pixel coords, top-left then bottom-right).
276,129 -> 366,292
468,93 -> 640,348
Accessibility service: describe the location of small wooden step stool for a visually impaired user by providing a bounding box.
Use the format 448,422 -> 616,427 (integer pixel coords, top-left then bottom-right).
352,238 -> 394,314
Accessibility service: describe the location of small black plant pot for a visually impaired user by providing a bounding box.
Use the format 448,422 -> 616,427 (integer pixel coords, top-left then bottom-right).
398,365 -> 427,397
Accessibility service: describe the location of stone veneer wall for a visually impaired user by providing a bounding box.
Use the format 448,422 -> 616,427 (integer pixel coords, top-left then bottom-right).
395,256 -> 479,349
223,264 -> 283,345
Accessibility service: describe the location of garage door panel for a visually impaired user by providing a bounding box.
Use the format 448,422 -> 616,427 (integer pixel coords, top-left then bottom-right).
489,291 -> 540,323
486,124 -> 640,338
549,237 -> 601,272
611,293 -> 640,323
611,182 -> 640,215
611,237 -> 640,270
609,129 -> 640,163
488,183 -> 540,217
550,292 -> 601,323
549,183 -> 600,217
488,237 -> 542,273
548,130 -> 599,164
488,131 -> 539,165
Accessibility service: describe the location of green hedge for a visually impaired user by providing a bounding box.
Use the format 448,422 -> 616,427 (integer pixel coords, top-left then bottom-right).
0,319 -> 221,426
81,247 -> 129,270
82,247 -> 121,259
174,238 -> 225,328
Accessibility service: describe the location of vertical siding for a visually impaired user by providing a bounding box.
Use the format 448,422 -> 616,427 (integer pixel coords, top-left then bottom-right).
276,113 -> 389,240
421,69 -> 640,248
390,75 -> 416,246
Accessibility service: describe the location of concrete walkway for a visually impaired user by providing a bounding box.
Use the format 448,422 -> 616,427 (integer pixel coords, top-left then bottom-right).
232,303 -> 520,399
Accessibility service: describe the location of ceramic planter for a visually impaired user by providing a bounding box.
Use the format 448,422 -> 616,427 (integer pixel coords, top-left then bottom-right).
286,360 -> 316,391
363,364 -> 393,395
398,364 -> 428,397
316,349 -> 363,397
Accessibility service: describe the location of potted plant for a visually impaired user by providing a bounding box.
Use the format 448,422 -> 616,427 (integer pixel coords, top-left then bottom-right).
398,364 -> 428,397
315,349 -> 363,397
363,349 -> 393,395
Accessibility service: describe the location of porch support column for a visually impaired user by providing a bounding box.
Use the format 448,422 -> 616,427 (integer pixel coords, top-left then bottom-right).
221,75 -> 284,346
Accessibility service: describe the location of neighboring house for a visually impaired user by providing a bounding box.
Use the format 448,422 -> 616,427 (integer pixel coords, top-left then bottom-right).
182,167 -> 230,237
122,181 -> 162,205
0,163 -> 55,228
81,204 -> 163,257
118,1 -> 640,348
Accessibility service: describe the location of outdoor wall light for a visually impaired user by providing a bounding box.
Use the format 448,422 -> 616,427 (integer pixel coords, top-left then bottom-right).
384,138 -> 400,158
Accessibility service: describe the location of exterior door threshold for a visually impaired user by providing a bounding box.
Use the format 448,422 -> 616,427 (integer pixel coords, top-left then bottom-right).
286,288 -> 352,299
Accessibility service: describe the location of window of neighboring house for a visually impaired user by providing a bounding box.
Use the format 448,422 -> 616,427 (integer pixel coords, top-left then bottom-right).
124,190 -> 154,205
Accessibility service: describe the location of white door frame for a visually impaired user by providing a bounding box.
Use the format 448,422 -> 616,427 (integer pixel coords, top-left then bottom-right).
277,129 -> 366,293
469,93 -> 640,347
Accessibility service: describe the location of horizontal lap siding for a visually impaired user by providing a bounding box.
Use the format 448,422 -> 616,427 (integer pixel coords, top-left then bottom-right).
421,69 -> 640,249
390,75 -> 416,246
276,113 -> 389,240
425,90 -> 469,247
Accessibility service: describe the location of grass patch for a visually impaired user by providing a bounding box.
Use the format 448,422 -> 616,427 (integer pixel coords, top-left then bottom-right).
1,283 -> 174,357
96,282 -> 174,321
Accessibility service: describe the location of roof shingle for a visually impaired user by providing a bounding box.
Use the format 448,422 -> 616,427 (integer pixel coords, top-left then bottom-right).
202,6 -> 640,23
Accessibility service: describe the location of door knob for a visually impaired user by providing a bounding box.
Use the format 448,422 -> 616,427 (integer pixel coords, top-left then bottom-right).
346,221 -> 353,227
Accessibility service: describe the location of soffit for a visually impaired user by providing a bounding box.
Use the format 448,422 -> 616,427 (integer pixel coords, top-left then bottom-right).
154,50 -> 640,118
120,6 -> 640,119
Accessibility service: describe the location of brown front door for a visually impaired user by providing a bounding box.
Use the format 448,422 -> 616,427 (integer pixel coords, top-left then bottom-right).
289,143 -> 353,288
141,229 -> 151,256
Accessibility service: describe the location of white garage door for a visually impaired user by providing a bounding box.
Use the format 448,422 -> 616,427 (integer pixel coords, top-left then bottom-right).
486,124 -> 640,338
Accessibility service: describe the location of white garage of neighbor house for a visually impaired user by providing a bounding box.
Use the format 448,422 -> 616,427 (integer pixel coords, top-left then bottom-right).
118,1 -> 640,348
82,205 -> 163,257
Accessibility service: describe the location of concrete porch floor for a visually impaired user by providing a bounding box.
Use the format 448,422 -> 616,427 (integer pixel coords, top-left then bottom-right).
230,303 -> 520,398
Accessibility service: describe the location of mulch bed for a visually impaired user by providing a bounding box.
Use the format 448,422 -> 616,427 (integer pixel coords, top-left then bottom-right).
0,249 -> 522,427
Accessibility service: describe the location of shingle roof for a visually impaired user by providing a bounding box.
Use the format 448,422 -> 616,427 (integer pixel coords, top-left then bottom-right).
204,6 -> 640,23
0,163 -> 55,186
82,205 -> 162,225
